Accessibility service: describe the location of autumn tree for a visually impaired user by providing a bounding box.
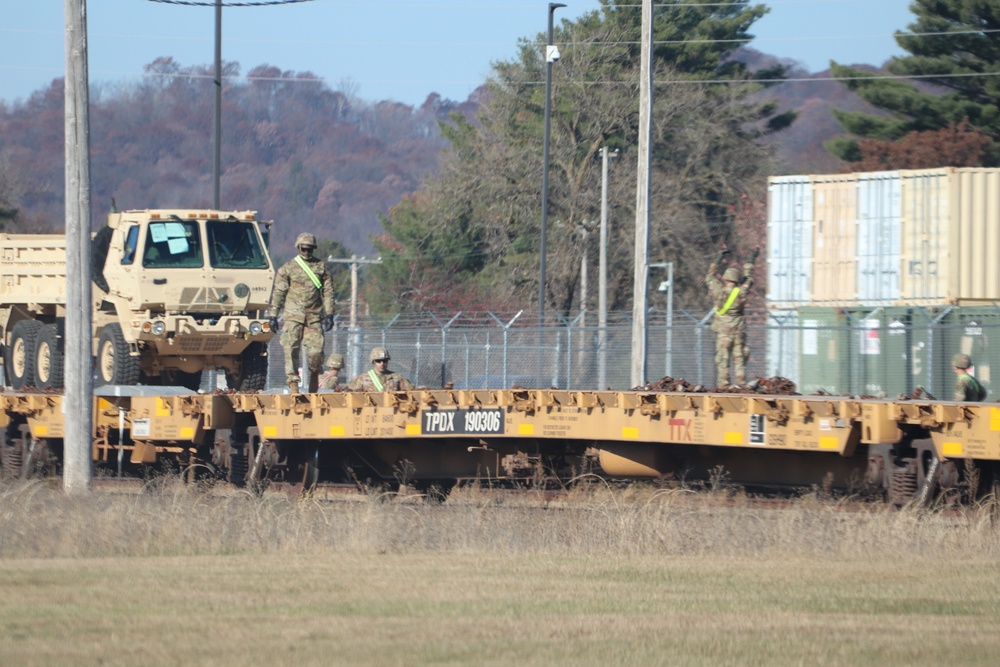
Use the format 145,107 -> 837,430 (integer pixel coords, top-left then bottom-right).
845,119 -> 991,171
368,0 -> 785,314
827,0 -> 1000,166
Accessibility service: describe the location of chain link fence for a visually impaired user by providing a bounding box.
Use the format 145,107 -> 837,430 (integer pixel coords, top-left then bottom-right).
247,306 -> 1000,400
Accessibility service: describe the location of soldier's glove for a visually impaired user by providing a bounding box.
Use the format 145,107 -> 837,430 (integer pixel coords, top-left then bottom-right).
749,247 -> 760,263
268,316 -> 280,332
322,314 -> 335,332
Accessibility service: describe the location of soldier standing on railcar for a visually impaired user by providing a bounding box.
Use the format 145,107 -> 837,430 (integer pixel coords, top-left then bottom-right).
346,347 -> 414,392
952,353 -> 987,402
706,245 -> 759,388
269,233 -> 335,394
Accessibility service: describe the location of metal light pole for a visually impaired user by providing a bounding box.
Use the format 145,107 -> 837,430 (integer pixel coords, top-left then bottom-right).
213,0 -> 222,208
156,0 -> 317,208
539,2 -> 565,323
651,262 -> 674,378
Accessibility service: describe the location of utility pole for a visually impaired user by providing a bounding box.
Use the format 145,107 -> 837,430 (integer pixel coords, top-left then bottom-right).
598,146 -> 617,390
630,0 -> 653,388
328,255 -> 381,373
64,0 -> 93,494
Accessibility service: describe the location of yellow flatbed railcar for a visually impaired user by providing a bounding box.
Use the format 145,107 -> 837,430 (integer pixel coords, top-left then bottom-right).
2,389 -> 997,503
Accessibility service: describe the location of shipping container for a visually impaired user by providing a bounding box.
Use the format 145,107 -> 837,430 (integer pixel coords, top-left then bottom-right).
900,168 -> 1000,305
856,172 -> 902,305
767,167 -> 1000,309
811,173 -> 858,305
766,176 -> 812,307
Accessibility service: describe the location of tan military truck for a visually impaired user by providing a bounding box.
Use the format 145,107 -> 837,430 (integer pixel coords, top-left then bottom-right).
0,209 -> 276,391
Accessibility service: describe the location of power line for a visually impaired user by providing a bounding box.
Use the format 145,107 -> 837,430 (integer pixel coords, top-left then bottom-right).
146,0 -> 314,7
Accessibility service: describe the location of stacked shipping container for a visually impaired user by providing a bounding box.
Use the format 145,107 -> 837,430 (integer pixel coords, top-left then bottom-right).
765,168 -> 1000,399
767,167 -> 1000,307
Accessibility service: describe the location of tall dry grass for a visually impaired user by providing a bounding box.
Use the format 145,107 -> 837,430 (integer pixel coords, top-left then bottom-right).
1,476 -> 997,560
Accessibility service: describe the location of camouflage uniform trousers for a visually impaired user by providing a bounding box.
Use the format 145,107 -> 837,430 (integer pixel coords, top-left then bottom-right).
281,318 -> 325,386
715,330 -> 748,388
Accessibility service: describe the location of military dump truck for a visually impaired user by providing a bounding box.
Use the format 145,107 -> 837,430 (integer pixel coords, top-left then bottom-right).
0,209 -> 276,391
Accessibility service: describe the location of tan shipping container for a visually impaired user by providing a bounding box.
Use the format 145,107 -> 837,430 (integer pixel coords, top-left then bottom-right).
900,168 -> 1000,305
811,173 -> 857,305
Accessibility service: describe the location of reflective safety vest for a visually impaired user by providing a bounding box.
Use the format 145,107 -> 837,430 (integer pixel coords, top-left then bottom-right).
367,369 -> 385,391
294,255 -> 323,290
716,286 -> 741,316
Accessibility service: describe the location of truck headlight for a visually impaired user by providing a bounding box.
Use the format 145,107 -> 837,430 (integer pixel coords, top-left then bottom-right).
249,321 -> 263,335
151,321 -> 166,336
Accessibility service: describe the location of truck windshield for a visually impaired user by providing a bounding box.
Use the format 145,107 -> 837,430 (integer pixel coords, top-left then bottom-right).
207,221 -> 270,269
143,221 -> 203,268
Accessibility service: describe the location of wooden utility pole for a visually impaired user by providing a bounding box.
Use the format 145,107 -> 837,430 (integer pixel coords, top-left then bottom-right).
630,0 -> 653,388
63,0 -> 94,494
328,255 -> 381,373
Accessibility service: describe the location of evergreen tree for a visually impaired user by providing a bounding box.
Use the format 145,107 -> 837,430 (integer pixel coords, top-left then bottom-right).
827,0 -> 1000,165
369,0 -> 785,314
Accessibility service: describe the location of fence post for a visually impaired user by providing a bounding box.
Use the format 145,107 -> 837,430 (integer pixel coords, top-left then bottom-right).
486,311 -> 522,388
697,309 -> 714,387
429,312 -> 461,388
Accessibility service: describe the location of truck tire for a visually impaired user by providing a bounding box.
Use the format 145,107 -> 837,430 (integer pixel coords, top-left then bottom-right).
226,342 -> 268,392
96,323 -> 141,386
34,322 -> 65,390
6,320 -> 43,390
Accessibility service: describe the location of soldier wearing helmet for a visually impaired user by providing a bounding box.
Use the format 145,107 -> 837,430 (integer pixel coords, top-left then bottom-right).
705,244 -> 759,388
346,347 -> 415,392
269,232 -> 336,393
317,353 -> 344,391
952,353 -> 987,401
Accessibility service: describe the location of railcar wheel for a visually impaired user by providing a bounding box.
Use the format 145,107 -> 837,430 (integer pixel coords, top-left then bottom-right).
34,322 -> 65,390
6,320 -> 43,390
96,324 -> 140,386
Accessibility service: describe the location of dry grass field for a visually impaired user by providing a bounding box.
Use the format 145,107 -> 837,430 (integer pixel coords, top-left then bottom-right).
0,478 -> 998,666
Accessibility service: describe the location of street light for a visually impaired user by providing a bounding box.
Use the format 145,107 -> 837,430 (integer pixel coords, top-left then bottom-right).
153,0 -> 316,208
651,262 -> 675,378
539,2 -> 566,324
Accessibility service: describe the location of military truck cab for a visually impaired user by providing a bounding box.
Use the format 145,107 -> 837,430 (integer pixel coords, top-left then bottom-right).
2,209 -> 277,392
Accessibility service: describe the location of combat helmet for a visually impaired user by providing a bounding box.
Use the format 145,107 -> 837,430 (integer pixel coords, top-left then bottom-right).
722,267 -> 742,283
370,347 -> 390,363
952,353 -> 972,369
295,232 -> 317,248
325,353 -> 344,370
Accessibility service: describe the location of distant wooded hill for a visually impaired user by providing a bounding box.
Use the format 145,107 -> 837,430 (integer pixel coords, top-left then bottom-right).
0,52 -> 882,253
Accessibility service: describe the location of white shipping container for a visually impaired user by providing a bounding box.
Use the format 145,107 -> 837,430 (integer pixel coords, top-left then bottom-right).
766,176 -> 812,306
856,172 -> 901,305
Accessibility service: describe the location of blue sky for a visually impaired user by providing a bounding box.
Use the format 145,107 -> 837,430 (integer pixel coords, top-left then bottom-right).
2,1 -> 913,107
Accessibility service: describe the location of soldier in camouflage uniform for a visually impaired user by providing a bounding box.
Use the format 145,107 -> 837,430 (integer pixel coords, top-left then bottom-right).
346,347 -> 415,392
317,353 -> 344,391
952,353 -> 987,402
706,246 -> 759,388
269,233 -> 335,393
